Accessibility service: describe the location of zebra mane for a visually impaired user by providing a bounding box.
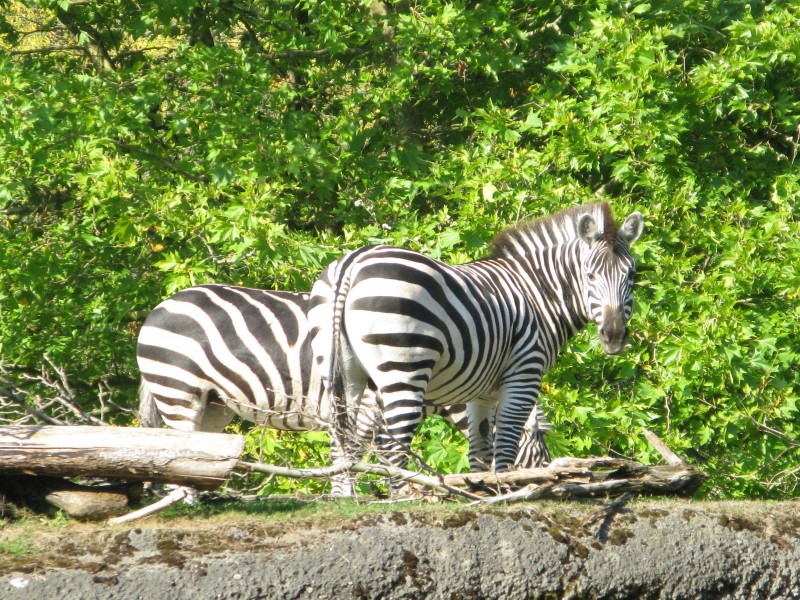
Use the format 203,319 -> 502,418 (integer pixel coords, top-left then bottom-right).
489,201 -> 618,257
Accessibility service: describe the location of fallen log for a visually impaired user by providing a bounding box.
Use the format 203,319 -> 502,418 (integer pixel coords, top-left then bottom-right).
0,425 -> 245,489
441,461 -> 705,499
440,428 -> 706,501
0,424 -> 706,522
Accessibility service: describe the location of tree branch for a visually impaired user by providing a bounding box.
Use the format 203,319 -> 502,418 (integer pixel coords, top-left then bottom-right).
55,6 -> 115,74
0,359 -> 120,426
10,45 -> 84,57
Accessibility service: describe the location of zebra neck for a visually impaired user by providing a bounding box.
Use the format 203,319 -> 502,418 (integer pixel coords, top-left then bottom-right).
516,239 -> 591,354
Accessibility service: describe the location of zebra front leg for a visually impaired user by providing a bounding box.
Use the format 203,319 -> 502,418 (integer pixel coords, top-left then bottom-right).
494,390 -> 541,473
515,404 -> 552,468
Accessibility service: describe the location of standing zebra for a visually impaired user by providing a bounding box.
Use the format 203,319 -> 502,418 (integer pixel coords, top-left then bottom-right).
137,284 -> 551,496
309,202 -> 643,474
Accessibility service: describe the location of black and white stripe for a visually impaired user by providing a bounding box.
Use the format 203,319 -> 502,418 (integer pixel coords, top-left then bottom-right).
137,285 -> 327,432
310,202 -> 643,473
137,284 -> 552,489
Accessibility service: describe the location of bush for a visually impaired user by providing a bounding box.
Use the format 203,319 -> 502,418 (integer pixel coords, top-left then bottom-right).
0,0 -> 797,498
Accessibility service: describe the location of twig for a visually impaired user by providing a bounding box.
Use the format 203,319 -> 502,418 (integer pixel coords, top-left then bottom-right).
108,486 -> 189,525
468,482 -> 555,506
0,383 -> 65,425
237,459 -> 477,499
642,427 -> 685,466
10,45 -> 84,56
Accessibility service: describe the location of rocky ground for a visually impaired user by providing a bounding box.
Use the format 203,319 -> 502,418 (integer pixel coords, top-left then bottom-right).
1,499 -> 799,599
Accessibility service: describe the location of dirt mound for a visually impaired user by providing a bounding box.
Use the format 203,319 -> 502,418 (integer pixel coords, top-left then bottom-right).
2,501 -> 800,599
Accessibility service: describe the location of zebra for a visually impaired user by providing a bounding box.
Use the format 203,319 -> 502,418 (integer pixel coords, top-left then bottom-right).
137,284 -> 552,496
308,201 -> 643,475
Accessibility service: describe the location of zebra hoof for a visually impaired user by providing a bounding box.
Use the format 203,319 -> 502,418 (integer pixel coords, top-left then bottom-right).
390,482 -> 442,502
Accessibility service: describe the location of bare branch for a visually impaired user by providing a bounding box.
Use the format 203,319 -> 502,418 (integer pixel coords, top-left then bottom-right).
10,45 -> 84,56
108,486 -> 189,525
0,360 -> 123,426
0,383 -> 65,425
642,427 -> 686,466
237,459 -> 461,497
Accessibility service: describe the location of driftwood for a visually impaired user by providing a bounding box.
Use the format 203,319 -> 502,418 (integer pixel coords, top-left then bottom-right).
0,424 -> 705,522
0,425 -> 244,488
236,426 -> 706,504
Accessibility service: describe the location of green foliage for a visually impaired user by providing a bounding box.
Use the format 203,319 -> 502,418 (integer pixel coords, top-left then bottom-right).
239,427 -> 333,496
412,415 -> 470,474
1,0 -> 799,498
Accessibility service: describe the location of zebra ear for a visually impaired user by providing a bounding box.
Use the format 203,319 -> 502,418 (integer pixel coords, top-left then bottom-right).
619,211 -> 644,245
577,213 -> 599,245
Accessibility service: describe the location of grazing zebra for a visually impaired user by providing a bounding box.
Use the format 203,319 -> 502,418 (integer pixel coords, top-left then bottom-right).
309,202 -> 643,474
137,284 -> 552,496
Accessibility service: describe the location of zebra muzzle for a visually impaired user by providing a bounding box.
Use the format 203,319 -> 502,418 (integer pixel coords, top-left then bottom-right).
598,307 -> 628,355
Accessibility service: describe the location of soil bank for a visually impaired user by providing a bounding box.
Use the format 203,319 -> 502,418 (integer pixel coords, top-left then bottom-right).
2,500 -> 799,599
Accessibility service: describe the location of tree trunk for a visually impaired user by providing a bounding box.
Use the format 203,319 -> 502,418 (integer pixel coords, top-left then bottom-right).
55,7 -> 115,74
0,426 -> 244,490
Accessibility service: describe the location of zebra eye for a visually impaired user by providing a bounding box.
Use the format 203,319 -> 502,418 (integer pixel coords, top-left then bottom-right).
586,272 -> 596,282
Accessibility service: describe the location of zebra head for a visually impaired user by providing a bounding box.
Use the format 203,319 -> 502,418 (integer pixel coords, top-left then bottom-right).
577,207 -> 644,355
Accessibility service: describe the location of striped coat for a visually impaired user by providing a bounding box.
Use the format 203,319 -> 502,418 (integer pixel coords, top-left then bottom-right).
138,284 -> 552,494
310,202 -> 643,473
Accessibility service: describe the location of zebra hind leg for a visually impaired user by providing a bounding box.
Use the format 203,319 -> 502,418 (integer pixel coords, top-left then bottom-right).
171,397 -> 237,504
372,396 -> 427,497
144,388 -> 224,506
329,432 -> 358,497
328,400 -> 382,497
467,400 -> 496,472
327,337 -> 372,498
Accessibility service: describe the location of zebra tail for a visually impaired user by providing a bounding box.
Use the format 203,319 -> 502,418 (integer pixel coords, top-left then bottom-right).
327,246 -> 375,435
138,380 -> 163,428
328,262 -> 353,436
